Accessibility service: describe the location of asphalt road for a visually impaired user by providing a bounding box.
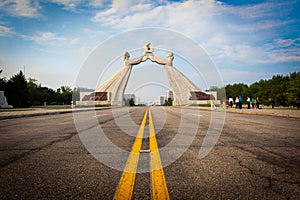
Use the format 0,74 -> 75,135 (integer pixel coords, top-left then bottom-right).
0,107 -> 299,199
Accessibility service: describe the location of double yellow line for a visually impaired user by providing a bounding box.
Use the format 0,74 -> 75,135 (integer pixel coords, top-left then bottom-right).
114,107 -> 170,200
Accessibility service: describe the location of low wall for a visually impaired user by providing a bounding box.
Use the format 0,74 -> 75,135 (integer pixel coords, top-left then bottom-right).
76,101 -> 110,106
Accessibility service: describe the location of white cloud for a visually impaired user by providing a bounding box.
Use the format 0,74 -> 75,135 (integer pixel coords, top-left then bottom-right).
0,25 -> 14,36
47,0 -> 107,10
264,38 -> 300,63
268,50 -> 300,63
218,44 -> 269,63
93,0 -> 218,31
0,0 -> 40,17
224,2 -> 276,20
47,0 -> 81,9
274,38 -> 300,47
21,31 -> 67,45
83,28 -> 107,39
91,0 -> 294,42
70,37 -> 80,45
90,0 -> 299,67
213,41 -> 300,65
89,0 -> 106,7
227,20 -> 292,33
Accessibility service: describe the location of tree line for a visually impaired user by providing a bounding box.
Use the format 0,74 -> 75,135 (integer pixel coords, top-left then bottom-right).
1,70 -> 299,108
211,71 -> 300,107
0,70 -> 79,108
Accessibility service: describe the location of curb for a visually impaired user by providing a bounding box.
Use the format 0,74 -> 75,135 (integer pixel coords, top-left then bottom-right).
222,109 -> 300,119
193,106 -> 300,119
0,107 -> 111,120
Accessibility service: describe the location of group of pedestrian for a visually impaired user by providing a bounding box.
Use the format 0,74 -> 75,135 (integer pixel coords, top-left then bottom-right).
228,96 -> 264,109
250,97 -> 260,109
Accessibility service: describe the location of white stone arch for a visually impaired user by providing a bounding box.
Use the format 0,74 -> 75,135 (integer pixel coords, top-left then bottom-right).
95,43 -> 206,106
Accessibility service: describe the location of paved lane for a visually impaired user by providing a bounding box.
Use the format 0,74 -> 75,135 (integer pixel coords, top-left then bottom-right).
160,107 -> 300,199
0,107 -> 299,199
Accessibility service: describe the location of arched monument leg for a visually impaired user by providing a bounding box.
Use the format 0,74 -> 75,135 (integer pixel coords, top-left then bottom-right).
95,65 -> 132,106
95,51 -> 145,106
164,65 -> 200,106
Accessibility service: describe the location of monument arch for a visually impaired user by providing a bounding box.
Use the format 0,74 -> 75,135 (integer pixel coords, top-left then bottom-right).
78,43 -> 214,106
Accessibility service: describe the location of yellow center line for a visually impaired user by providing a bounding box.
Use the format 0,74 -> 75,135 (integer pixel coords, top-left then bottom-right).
114,107 -> 170,200
114,107 -> 149,200
149,109 -> 170,200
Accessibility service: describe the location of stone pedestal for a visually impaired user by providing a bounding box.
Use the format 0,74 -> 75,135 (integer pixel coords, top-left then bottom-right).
0,91 -> 13,108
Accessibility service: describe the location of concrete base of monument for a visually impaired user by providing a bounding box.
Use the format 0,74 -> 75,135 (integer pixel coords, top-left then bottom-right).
189,100 -> 221,105
0,91 -> 13,108
75,101 -> 110,106
0,105 -> 13,109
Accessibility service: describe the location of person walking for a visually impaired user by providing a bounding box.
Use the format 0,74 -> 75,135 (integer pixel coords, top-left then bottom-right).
222,98 -> 226,110
210,99 -> 216,111
271,98 -> 275,109
239,96 -> 243,109
235,96 -> 239,109
228,97 -> 233,108
247,96 -> 251,109
256,97 -> 260,109
252,98 -> 257,109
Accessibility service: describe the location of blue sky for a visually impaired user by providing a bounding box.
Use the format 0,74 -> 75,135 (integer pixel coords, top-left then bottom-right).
0,0 -> 299,101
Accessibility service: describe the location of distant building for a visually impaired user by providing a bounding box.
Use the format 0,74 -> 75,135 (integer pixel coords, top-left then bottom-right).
166,90 -> 174,100
136,97 -> 140,105
160,95 -> 166,105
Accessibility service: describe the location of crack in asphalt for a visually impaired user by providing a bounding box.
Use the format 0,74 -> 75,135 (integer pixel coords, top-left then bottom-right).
219,128 -> 300,198
230,143 -> 299,170
229,149 -> 299,199
230,155 -> 285,198
236,156 -> 300,199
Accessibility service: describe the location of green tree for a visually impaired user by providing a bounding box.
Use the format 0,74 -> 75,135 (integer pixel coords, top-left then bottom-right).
287,72 -> 300,106
0,71 -> 7,92
124,98 -> 135,106
225,83 -> 249,102
5,71 -> 29,107
27,78 -> 58,106
164,98 -> 173,106
27,78 -> 39,105
128,98 -> 135,106
56,86 -> 72,104
229,72 -> 300,107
